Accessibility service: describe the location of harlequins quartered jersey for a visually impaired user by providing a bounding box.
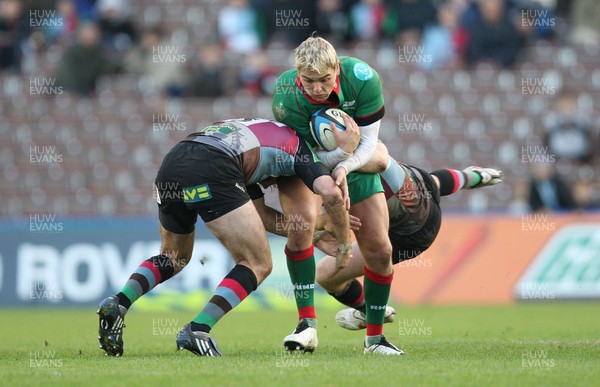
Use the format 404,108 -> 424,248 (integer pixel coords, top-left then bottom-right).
184,118 -> 320,185
383,165 -> 434,235
272,56 -> 385,147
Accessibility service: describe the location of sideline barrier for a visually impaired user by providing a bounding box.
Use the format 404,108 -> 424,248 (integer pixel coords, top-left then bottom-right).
390,213 -> 600,304
1,213 -> 598,309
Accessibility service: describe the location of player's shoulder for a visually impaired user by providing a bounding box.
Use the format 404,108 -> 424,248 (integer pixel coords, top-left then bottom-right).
274,68 -> 299,88
339,56 -> 379,83
273,68 -> 301,104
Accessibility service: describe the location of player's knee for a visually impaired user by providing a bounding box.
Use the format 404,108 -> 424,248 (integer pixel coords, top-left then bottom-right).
371,156 -> 388,173
361,240 -> 392,269
248,255 -> 272,282
160,247 -> 192,274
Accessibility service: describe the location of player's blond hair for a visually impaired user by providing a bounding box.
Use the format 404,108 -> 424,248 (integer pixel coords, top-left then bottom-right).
294,36 -> 339,74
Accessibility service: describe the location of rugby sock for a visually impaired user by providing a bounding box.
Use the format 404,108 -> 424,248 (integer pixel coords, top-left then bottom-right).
116,255 -> 175,310
329,279 -> 366,313
286,245 -> 317,327
430,169 -> 481,196
379,157 -> 406,193
191,264 -> 258,333
364,266 -> 393,344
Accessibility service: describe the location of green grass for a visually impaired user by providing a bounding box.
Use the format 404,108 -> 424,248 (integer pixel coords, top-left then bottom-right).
1,303 -> 599,386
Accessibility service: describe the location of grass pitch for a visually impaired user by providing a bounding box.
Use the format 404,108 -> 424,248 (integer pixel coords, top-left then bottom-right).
1,303 -> 599,386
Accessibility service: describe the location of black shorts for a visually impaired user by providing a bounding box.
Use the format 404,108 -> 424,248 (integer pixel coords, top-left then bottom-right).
155,142 -> 251,234
389,168 -> 442,264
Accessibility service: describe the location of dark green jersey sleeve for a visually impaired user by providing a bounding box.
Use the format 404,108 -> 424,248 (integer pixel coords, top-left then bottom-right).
272,69 -> 317,147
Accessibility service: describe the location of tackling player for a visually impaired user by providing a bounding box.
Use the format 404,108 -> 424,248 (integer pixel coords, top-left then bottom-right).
272,35 -> 400,353
315,156 -> 503,347
96,118 -> 352,357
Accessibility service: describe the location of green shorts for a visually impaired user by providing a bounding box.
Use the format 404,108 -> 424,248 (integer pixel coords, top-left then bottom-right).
347,172 -> 383,205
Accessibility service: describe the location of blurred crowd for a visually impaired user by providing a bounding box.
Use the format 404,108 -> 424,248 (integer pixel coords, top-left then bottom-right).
2,0 -> 599,95
1,0 -> 599,213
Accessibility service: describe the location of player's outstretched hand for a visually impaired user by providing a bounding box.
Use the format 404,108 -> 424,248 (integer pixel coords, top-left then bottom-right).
331,113 -> 360,154
464,166 -> 504,188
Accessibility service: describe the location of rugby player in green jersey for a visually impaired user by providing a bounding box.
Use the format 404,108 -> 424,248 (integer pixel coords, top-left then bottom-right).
272,35 -> 402,354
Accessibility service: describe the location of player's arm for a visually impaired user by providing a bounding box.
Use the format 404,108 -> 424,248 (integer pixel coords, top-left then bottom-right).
335,119 -> 381,174
293,138 -> 352,270
315,206 -> 361,233
333,59 -> 386,173
314,117 -> 381,174
315,113 -> 361,169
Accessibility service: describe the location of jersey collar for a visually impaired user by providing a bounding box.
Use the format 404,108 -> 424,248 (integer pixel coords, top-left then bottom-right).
295,75 -> 341,106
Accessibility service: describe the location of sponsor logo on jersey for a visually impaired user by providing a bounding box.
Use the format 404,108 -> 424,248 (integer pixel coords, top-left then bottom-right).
274,104 -> 288,120
341,100 -> 355,109
182,184 -> 212,203
353,63 -> 373,81
235,183 -> 246,192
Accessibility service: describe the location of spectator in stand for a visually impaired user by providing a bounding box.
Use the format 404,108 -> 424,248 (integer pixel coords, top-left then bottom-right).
45,0 -> 80,44
569,0 -> 600,45
527,164 -> 577,212
56,22 -> 118,95
516,0 -> 557,40
573,178 -> 600,211
255,0 -> 315,48
0,0 -> 27,73
464,0 -> 522,68
74,0 -> 97,21
125,26 -> 188,97
419,1 -> 468,71
185,44 -> 226,98
96,0 -> 137,53
385,0 -> 438,43
543,91 -> 596,166
238,49 -> 277,96
349,0 -> 388,42
218,0 -> 265,54
314,0 -> 349,45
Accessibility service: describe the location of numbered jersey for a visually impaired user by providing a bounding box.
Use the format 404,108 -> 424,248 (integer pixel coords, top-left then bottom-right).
183,118 -> 325,186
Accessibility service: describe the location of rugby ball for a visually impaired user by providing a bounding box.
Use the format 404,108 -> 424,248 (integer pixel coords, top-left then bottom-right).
310,108 -> 346,151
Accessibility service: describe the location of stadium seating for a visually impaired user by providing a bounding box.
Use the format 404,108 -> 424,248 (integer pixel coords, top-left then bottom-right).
2,2 -> 598,216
